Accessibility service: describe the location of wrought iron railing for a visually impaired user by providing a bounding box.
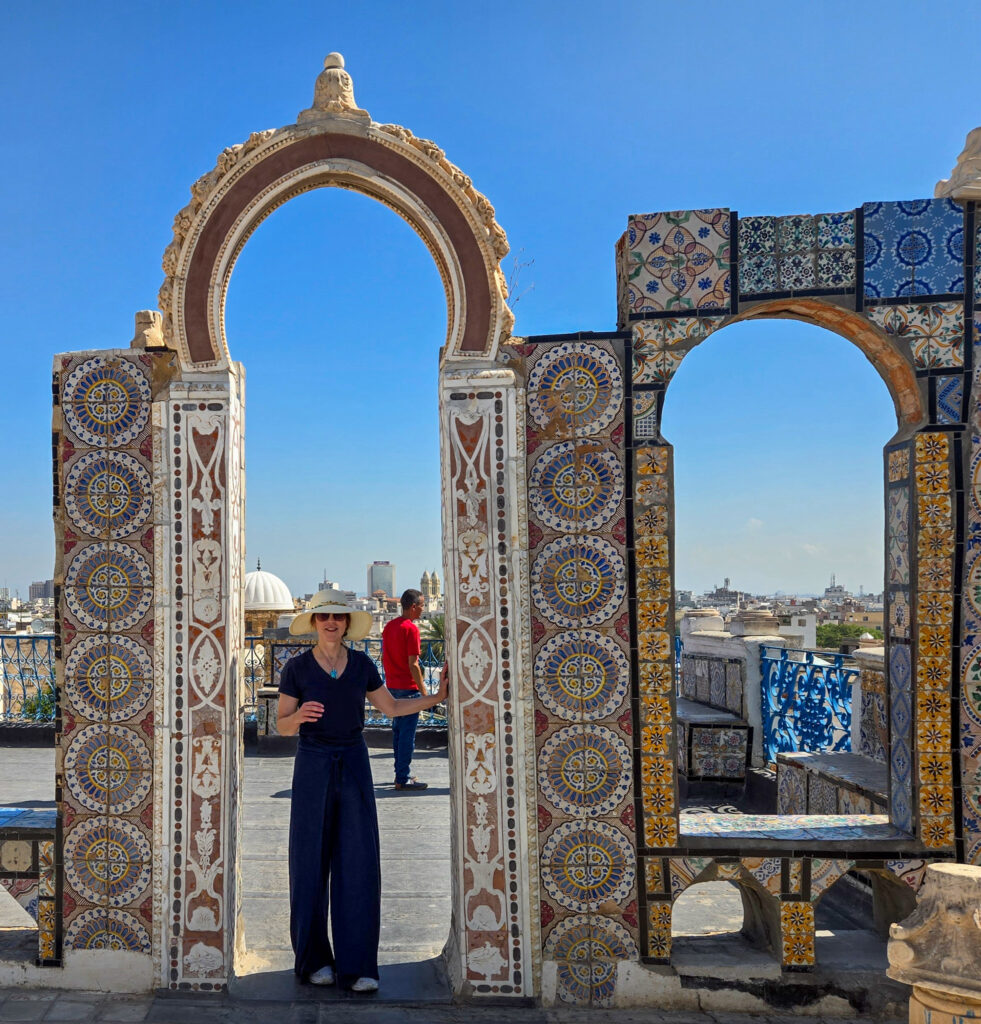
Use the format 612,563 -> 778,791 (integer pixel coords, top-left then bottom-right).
245,635 -> 447,727
759,644 -> 857,764
0,635 -> 57,722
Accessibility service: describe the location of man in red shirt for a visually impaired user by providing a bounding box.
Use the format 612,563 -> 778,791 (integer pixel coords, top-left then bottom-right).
382,589 -> 428,790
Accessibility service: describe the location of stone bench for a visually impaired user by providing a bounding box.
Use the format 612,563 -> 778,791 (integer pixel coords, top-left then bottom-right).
0,807 -> 59,965
776,750 -> 888,815
676,697 -> 751,782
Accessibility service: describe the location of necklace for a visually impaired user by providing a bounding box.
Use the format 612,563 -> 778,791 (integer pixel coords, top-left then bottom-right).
317,644 -> 345,679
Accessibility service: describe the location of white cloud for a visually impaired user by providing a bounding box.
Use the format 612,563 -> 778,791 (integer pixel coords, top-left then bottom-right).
745,518 -> 764,531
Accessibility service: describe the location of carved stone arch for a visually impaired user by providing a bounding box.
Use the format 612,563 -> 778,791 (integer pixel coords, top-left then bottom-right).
159,111 -> 512,370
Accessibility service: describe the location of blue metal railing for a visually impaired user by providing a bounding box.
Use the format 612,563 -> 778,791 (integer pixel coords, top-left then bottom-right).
759,644 -> 857,764
674,635 -> 683,695
247,635 -> 447,727
0,635 -> 57,722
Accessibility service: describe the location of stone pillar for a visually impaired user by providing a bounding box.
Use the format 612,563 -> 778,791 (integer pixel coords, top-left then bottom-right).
158,367 -> 246,989
439,367 -> 535,998
888,862 -> 981,1022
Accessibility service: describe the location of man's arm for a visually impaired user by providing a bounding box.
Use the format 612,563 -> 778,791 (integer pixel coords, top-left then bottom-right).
408,653 -> 426,693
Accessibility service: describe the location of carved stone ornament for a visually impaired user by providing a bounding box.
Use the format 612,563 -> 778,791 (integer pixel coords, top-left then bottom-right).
129,310 -> 165,349
297,52 -> 369,123
888,862 -> 981,1002
935,126 -> 981,200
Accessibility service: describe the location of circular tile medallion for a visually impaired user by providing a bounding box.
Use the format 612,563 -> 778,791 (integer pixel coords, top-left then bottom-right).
64,817 -> 151,906
527,344 -> 622,437
65,542 -> 153,630
64,907 -> 150,953
534,629 -> 628,721
64,635 -> 153,721
63,358 -> 150,447
65,724 -> 151,813
64,451 -> 152,539
541,819 -> 635,911
531,536 -> 626,627
538,725 -> 631,816
544,914 -> 637,1006
529,442 -> 623,533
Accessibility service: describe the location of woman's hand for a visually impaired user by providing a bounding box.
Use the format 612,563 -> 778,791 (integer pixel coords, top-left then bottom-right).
296,701 -> 324,723
436,663 -> 449,702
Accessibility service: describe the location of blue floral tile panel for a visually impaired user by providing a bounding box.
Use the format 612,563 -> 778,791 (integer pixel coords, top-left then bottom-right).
863,199 -> 964,300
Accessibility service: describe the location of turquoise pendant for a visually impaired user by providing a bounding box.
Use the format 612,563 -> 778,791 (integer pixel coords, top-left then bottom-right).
330,670 -> 337,679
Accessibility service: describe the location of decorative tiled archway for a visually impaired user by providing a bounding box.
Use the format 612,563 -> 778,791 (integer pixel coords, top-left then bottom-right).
44,52 -> 981,1009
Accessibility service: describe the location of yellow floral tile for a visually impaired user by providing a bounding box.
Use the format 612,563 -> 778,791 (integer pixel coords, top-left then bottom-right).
641,724 -> 673,755
916,718 -> 951,752
637,600 -> 670,632
921,815 -> 955,848
642,783 -> 676,816
918,783 -> 954,815
635,475 -> 668,506
918,592 -> 953,625
918,527 -> 955,560
634,505 -> 668,536
917,690 -> 951,722
636,568 -> 671,600
636,447 -> 669,475
780,902 -> 815,966
644,815 -> 679,847
641,756 -> 675,788
641,695 -> 673,726
918,557 -> 953,590
917,655 -> 950,689
888,447 -> 910,481
635,534 -> 669,568
647,900 -> 672,958
915,432 -> 949,463
915,462 -> 951,495
862,669 -> 886,695
919,624 -> 952,657
917,493 -> 952,527
788,860 -> 803,895
639,630 -> 672,661
639,662 -> 674,695
918,752 -> 953,785
645,858 -> 665,894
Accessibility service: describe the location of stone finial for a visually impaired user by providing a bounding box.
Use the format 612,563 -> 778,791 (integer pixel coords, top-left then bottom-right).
935,127 -> 981,201
130,309 -> 165,349
298,52 -> 370,123
728,608 -> 781,637
888,863 -> 981,1003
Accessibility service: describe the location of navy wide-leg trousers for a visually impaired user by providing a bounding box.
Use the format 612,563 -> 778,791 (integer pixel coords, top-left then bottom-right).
288,738 -> 381,985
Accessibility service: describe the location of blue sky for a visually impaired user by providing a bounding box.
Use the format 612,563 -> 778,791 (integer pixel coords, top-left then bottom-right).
2,0 -> 978,599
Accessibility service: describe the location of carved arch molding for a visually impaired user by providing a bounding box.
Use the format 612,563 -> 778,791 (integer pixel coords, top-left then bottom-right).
159,118 -> 513,369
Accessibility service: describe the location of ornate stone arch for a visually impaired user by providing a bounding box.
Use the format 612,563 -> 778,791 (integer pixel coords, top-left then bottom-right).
158,55 -> 513,369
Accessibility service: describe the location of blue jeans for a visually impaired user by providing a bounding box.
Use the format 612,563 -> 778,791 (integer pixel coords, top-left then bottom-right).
390,689 -> 421,785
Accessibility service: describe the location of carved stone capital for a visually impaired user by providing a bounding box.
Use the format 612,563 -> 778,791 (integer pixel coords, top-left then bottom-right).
935,126 -> 981,201
888,862 -> 981,1002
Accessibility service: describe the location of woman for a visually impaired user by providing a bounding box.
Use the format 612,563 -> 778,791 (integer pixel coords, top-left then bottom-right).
277,589 -> 448,992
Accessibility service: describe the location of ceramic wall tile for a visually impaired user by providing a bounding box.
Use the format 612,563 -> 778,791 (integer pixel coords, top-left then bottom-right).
863,198 -> 964,299
936,375 -> 964,424
537,724 -> 632,818
622,209 -> 731,315
867,302 -> 965,369
631,317 -> 724,385
533,629 -> 630,723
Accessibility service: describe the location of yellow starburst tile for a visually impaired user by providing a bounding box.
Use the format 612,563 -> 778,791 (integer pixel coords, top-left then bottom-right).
917,655 -> 951,689
920,815 -> 954,848
636,447 -> 669,476
918,752 -> 952,785
635,534 -> 669,568
638,662 -> 673,695
914,462 -> 950,495
641,755 -> 675,788
644,815 -> 679,848
641,724 -> 673,755
915,432 -> 949,463
917,690 -> 950,722
917,591 -> 953,624
916,718 -> 951,752
642,783 -> 676,816
639,629 -> 672,661
918,624 -> 951,657
641,695 -> 673,726
636,568 -> 671,600
917,527 -> 955,560
645,858 -> 665,894
917,493 -> 951,526
634,505 -> 668,536
918,784 -> 953,815
637,600 -> 670,632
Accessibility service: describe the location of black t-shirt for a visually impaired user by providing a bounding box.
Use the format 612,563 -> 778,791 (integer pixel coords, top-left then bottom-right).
278,647 -> 383,745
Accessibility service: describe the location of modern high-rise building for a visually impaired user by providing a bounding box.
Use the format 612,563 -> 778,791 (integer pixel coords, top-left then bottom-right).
367,561 -> 396,598
29,580 -> 54,601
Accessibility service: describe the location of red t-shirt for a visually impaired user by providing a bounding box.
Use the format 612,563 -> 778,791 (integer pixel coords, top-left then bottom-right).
382,615 -> 422,690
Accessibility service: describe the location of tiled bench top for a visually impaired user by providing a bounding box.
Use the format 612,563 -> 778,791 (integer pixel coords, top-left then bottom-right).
0,807 -> 57,831
677,812 -> 920,853
676,697 -> 746,725
777,751 -> 888,800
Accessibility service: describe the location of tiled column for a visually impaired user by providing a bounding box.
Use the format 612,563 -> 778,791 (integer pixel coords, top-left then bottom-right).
160,369 -> 245,989
440,368 -> 533,998
518,339 -> 639,1007
55,349 -> 173,974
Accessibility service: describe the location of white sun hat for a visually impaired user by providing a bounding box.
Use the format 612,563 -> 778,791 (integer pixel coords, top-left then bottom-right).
289,588 -> 373,641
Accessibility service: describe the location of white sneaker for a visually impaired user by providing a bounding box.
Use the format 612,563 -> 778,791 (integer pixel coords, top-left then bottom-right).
351,976 -> 378,993
309,965 -> 335,986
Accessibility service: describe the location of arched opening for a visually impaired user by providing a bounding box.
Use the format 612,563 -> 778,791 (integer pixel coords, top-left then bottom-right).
223,185 -> 453,989
663,315 -> 899,817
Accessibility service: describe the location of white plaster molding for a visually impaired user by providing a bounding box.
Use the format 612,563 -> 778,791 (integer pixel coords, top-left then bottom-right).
935,127 -> 981,201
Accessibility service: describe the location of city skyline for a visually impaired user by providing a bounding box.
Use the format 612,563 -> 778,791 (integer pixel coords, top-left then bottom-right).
2,1 -> 977,607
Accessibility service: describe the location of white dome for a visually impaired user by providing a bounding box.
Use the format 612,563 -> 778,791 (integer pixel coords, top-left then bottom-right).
244,568 -> 293,611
